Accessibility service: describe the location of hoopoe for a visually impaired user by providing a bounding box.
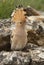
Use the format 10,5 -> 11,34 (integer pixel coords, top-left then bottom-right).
11,7 -> 27,50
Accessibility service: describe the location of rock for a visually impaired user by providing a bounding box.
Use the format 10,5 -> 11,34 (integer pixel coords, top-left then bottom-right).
0,19 -> 11,51
24,6 -> 40,16
25,43 -> 44,65
30,46 -> 44,65
0,43 -> 44,65
27,28 -> 44,46
0,51 -> 31,65
0,35 -> 10,51
0,17 -> 44,50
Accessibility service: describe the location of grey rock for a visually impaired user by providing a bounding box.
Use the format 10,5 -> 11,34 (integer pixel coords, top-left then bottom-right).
0,18 -> 44,50
0,44 -> 44,65
0,51 -> 30,65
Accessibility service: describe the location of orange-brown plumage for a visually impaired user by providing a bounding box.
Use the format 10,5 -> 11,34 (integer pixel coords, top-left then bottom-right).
11,8 -> 26,23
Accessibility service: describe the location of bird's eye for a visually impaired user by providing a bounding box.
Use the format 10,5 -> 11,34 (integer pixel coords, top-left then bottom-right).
20,22 -> 22,24
23,9 -> 26,11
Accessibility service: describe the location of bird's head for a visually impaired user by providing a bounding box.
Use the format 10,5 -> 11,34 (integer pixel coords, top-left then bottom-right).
11,7 -> 27,23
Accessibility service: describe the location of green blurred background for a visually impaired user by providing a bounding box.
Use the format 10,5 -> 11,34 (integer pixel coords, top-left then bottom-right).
0,0 -> 44,18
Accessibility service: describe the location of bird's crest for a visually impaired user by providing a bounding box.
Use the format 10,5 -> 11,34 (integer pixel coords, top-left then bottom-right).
11,8 -> 27,23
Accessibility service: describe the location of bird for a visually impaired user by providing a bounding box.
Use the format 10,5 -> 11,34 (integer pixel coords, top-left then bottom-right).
11,7 -> 27,50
